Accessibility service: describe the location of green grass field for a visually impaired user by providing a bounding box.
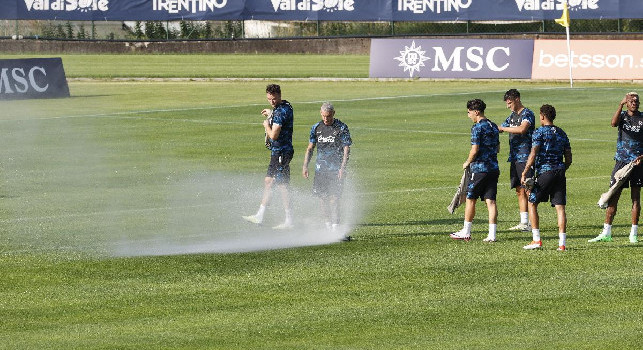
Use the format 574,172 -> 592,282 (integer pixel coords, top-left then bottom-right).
0,54 -> 642,349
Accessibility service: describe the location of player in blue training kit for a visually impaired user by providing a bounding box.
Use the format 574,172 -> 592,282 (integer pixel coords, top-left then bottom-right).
303,102 -> 352,238
521,104 -> 572,251
498,89 -> 535,231
451,99 -> 500,242
590,92 -> 641,243
243,84 -> 295,229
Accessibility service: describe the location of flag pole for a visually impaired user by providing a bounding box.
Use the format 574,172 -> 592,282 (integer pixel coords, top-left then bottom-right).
555,1 -> 573,88
565,25 -> 573,88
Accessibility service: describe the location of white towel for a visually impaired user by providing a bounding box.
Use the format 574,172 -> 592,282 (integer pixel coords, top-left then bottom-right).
448,168 -> 471,214
598,161 -> 637,209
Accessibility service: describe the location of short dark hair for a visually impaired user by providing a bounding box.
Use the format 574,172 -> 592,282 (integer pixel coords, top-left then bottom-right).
540,104 -> 556,121
467,99 -> 486,113
266,84 -> 281,95
503,89 -> 520,101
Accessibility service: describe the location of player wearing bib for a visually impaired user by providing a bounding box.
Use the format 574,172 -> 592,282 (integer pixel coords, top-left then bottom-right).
303,102 -> 352,237
243,84 -> 295,229
521,105 -> 572,251
450,99 -> 500,243
498,89 -> 535,231
590,92 -> 642,244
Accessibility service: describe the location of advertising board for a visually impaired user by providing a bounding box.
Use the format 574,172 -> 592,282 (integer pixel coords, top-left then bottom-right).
369,39 -> 534,79
532,40 -> 643,80
0,58 -> 70,100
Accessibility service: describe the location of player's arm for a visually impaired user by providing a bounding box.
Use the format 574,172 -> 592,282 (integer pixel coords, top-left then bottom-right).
338,145 -> 350,179
302,142 -> 315,179
463,144 -> 479,169
611,95 -> 628,127
521,145 -> 539,184
264,120 -> 282,140
564,148 -> 572,170
498,120 -> 531,135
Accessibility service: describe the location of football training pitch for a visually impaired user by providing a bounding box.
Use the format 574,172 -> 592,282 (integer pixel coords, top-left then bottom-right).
0,55 -> 641,349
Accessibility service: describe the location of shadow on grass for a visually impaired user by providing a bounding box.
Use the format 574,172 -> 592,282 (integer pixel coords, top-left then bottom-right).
69,94 -> 114,99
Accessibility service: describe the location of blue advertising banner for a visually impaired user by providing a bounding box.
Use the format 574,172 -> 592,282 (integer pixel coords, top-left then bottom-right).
369,39 -> 534,79
0,0 -> 641,20
0,58 -> 70,100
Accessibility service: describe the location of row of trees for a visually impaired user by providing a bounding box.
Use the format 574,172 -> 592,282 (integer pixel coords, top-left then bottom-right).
9,19 -> 643,40
129,21 -> 243,40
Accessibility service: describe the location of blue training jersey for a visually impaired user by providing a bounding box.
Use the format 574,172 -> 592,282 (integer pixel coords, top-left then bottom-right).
310,118 -> 352,172
269,100 -> 294,154
532,125 -> 571,173
614,111 -> 643,163
501,108 -> 535,163
470,118 -> 500,174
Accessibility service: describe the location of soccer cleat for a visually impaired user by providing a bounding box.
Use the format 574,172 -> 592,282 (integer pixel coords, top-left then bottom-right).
242,215 -> 262,225
588,232 -> 612,243
523,241 -> 543,250
450,229 -> 471,241
630,233 -> 638,243
272,222 -> 294,230
557,245 -> 566,251
482,236 -> 496,242
509,223 -> 532,232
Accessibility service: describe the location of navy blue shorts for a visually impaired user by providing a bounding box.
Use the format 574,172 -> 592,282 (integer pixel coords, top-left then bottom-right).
266,151 -> 293,184
611,161 -> 643,188
467,171 -> 499,201
510,161 -> 534,189
529,169 -> 566,206
313,171 -> 343,198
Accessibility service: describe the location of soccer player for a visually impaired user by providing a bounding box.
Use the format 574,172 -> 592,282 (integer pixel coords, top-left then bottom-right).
498,89 -> 535,232
302,102 -> 352,237
521,104 -> 572,251
243,84 -> 295,229
589,92 -> 641,243
450,99 -> 500,242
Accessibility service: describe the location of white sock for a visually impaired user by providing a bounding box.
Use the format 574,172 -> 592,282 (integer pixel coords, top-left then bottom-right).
532,229 -> 541,242
603,223 -> 612,236
255,205 -> 266,222
488,224 -> 497,240
559,232 -> 566,247
463,221 -> 473,235
520,212 -> 529,225
284,209 -> 293,225
631,225 -> 638,236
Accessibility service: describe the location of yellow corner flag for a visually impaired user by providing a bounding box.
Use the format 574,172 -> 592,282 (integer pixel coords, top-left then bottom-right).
555,1 -> 570,27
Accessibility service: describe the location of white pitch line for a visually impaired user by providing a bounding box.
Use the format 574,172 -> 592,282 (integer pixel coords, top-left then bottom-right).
0,175 -> 610,223
1,85 -> 619,123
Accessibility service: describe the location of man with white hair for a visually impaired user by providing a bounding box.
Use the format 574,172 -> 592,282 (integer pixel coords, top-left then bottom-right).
590,92 -> 641,243
303,102 -> 352,237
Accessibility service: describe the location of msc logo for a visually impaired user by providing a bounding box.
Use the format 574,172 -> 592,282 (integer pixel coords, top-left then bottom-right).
24,0 -> 109,12
0,66 -> 49,94
271,0 -> 355,12
394,43 -> 513,77
394,41 -> 430,78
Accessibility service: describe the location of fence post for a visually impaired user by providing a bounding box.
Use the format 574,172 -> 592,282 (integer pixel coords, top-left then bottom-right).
391,21 -> 395,36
